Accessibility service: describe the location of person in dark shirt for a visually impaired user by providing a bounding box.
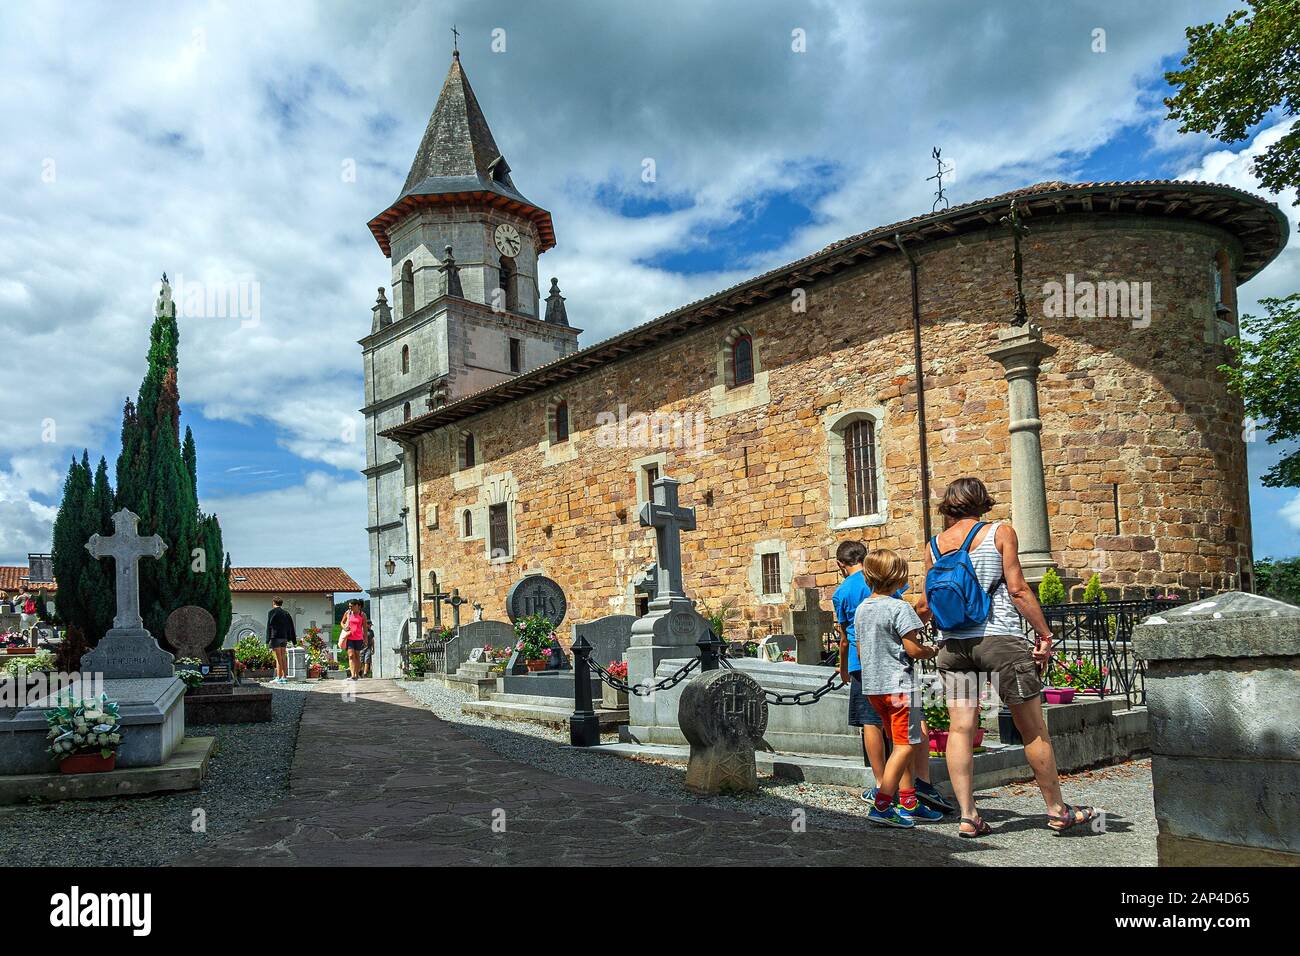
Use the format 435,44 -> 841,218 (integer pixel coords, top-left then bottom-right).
266,597 -> 297,683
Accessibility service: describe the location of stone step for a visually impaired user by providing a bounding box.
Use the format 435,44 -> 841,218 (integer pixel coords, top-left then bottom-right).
462,698 -> 627,731
442,673 -> 498,700
454,662 -> 497,678
595,738 -> 1033,791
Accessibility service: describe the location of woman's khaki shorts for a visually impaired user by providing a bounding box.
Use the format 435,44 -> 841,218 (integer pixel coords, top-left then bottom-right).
937,633 -> 1043,705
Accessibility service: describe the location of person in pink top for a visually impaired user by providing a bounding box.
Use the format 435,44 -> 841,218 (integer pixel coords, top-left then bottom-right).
339,599 -> 368,682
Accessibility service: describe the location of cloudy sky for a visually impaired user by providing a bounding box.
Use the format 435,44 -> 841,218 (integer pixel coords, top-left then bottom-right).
1,0 -> 1296,591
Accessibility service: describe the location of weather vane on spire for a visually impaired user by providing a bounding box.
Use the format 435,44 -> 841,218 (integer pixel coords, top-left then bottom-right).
451,24 -> 460,55
927,147 -> 953,212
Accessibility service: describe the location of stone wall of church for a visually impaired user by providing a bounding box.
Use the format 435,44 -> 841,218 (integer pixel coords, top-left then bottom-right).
413,214 -> 1253,639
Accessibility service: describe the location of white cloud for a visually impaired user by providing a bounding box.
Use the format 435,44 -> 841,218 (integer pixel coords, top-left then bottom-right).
1282,494 -> 1300,533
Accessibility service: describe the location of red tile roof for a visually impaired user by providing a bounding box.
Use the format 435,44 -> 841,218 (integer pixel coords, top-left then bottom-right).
0,567 -> 57,594
228,567 -> 361,594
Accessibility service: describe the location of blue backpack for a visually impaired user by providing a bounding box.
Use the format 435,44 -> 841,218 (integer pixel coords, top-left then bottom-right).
925,522 -> 1000,631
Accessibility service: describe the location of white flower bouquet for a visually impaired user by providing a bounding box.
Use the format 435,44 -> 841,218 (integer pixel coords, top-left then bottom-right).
44,693 -> 124,761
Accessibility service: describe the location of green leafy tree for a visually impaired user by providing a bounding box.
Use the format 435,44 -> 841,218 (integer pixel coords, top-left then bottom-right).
1038,567 -> 1066,606
1081,573 -> 1108,604
112,276 -> 232,646
1255,556 -> 1300,604
1165,1 -> 1300,203
1220,295 -> 1300,486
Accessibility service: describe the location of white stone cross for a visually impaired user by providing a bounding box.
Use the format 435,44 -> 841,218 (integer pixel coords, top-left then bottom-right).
639,476 -> 695,602
85,509 -> 168,631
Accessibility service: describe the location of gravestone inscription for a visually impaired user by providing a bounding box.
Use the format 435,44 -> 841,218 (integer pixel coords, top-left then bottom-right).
678,669 -> 768,795
506,574 -> 566,627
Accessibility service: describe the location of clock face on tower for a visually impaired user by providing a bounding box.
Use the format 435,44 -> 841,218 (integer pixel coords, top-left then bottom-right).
494,223 -> 522,258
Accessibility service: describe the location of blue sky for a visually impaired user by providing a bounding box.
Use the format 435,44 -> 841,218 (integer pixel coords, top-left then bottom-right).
0,0 -> 1296,592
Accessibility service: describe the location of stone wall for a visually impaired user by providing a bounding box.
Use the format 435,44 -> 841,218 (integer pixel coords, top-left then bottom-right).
414,214 -> 1252,636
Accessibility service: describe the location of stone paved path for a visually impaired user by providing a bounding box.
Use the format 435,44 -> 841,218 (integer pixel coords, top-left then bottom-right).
176,680 -> 992,867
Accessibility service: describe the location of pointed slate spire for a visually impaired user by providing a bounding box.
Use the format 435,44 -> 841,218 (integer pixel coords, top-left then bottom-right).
440,246 -> 463,298
402,53 -> 515,195
543,277 -> 569,326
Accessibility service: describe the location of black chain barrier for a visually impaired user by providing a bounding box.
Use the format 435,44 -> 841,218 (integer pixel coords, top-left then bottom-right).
717,641 -> 846,706
587,655 -> 701,697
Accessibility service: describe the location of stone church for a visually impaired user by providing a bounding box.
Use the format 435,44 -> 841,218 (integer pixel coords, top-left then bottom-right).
362,52 -> 1288,678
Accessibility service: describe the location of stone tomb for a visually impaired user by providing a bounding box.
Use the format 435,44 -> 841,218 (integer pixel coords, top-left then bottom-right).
1136,592 -> 1300,865
0,511 -> 190,773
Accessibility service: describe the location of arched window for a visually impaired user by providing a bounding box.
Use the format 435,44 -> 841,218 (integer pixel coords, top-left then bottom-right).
498,256 -> 516,312
462,509 -> 473,537
402,401 -> 411,421
554,401 -> 570,443
844,419 -> 878,518
732,335 -> 754,387
401,344 -> 410,374
400,260 -> 415,317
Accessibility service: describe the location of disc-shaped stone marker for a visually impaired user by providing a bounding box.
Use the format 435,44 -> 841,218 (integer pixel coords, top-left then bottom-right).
677,669 -> 768,796
164,605 -> 217,664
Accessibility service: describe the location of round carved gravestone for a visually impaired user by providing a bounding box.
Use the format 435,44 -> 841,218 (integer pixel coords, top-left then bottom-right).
505,574 -> 567,627
677,669 -> 769,796
164,605 -> 217,664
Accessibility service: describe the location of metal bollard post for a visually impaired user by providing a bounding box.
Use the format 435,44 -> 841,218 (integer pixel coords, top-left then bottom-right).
569,635 -> 601,747
697,628 -> 723,672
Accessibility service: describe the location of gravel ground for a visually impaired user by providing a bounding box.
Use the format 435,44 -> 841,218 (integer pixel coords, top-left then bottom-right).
397,678 -> 1157,866
0,684 -> 307,867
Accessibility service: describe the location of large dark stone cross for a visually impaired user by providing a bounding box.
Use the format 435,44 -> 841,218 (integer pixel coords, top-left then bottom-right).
85,509 -> 167,631
639,476 -> 695,603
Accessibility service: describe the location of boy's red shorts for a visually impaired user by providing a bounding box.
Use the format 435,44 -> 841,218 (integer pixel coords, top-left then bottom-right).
867,693 -> 924,746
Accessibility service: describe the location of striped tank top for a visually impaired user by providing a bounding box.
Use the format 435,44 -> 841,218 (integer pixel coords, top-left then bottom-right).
935,521 -> 1025,642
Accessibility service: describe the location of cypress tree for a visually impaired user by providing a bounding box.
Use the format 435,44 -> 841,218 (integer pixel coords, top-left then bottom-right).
111,274 -> 232,640
51,453 -> 92,633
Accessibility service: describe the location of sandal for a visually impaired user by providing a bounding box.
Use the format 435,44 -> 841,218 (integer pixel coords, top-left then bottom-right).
958,816 -> 991,839
1047,804 -> 1097,835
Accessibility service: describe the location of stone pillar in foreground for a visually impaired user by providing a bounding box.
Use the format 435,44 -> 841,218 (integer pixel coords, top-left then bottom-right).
986,323 -> 1056,584
1134,592 -> 1300,865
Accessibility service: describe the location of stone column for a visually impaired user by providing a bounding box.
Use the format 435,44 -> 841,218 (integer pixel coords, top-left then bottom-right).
1134,592 -> 1300,865
986,323 -> 1056,583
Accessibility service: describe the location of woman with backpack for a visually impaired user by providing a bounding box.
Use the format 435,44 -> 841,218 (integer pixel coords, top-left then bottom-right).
919,477 -> 1096,838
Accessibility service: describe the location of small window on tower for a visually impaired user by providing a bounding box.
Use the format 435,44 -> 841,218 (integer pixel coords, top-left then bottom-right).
401,345 -> 410,374
400,260 -> 415,317
499,257 -> 516,312
761,553 -> 782,595
402,402 -> 411,421
509,337 -> 522,373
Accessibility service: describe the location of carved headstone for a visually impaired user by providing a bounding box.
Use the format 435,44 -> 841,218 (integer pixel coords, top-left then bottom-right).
506,574 -> 567,627
677,669 -> 769,795
164,605 -> 217,664
574,615 -> 636,670
223,613 -> 264,650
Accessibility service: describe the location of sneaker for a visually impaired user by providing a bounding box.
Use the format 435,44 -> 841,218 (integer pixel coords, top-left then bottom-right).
867,804 -> 915,829
860,786 -> 878,804
898,800 -> 945,823
915,780 -> 957,814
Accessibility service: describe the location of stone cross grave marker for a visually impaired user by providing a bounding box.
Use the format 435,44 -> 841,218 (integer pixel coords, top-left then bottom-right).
678,669 -> 769,795
86,509 -> 167,631
785,587 -> 833,665
164,605 -> 216,664
640,478 -> 694,605
80,508 -> 175,679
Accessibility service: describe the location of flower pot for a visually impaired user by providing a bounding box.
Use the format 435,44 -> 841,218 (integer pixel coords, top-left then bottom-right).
928,730 -> 949,754
601,684 -> 629,709
308,665 -> 322,679
1043,687 -> 1076,705
59,752 -> 116,774
526,659 -> 546,672
973,728 -> 986,748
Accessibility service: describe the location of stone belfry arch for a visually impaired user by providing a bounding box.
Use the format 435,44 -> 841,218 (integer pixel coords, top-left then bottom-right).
359,49 -> 581,677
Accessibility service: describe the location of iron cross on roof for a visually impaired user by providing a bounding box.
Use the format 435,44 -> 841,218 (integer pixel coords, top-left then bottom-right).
85,509 -> 167,631
1000,198 -> 1031,326
927,147 -> 953,212
639,476 -> 695,603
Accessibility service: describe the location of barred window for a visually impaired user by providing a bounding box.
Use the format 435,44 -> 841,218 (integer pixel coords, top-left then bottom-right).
844,419 -> 878,518
554,401 -> 570,442
760,553 -> 781,595
489,503 -> 509,556
732,335 -> 754,387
